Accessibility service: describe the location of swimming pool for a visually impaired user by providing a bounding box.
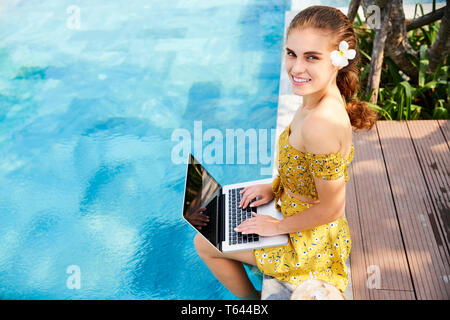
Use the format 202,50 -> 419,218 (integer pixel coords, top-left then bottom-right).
0,0 -> 444,300
0,0 -> 289,299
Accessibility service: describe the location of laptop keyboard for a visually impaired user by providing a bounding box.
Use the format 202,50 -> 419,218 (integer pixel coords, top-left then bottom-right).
228,187 -> 260,245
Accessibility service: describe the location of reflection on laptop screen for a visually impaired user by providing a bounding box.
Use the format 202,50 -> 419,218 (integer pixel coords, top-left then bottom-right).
183,154 -> 221,246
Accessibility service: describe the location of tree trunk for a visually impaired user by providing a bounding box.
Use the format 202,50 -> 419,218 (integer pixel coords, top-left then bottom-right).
365,1 -> 392,103
383,0 -> 419,80
360,0 -> 389,17
360,0 -> 419,81
347,0 -> 361,24
426,1 -> 450,72
406,6 -> 445,31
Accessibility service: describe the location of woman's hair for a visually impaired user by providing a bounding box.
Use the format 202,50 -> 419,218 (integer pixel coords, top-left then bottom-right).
287,5 -> 378,132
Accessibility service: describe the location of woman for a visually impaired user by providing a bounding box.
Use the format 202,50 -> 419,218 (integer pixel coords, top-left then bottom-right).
194,5 -> 378,299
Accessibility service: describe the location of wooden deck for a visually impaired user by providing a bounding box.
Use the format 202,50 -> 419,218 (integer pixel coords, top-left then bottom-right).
346,120 -> 450,300
276,8 -> 449,300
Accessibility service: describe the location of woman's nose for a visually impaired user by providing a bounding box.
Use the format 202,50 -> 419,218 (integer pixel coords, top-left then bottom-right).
291,59 -> 306,74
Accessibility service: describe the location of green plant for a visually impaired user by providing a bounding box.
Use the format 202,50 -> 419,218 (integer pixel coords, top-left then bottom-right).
353,3 -> 449,120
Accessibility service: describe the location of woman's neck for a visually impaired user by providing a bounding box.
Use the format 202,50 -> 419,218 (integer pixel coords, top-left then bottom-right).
301,82 -> 341,110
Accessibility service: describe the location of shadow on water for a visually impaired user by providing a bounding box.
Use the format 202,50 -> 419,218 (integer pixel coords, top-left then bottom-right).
79,163 -> 132,216
82,117 -> 154,138
13,66 -> 48,80
183,81 -> 222,124
75,115 -> 174,216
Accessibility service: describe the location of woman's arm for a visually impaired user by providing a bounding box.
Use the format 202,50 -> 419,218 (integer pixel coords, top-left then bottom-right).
235,177 -> 345,236
235,113 -> 348,236
278,171 -> 347,233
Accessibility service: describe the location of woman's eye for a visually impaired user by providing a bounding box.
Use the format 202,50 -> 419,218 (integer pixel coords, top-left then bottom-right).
287,51 -> 295,57
307,56 -> 318,60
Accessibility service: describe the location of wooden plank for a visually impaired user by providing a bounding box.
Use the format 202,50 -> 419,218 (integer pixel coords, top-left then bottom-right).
350,124 -> 414,299
346,145 -> 370,300
438,120 -> 450,149
369,289 -> 416,300
406,120 -> 450,258
377,120 -> 450,300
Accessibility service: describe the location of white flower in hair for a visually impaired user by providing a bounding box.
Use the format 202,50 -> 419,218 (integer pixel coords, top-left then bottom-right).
330,40 -> 356,67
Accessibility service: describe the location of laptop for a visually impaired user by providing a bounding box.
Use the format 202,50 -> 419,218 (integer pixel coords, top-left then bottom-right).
182,153 -> 288,253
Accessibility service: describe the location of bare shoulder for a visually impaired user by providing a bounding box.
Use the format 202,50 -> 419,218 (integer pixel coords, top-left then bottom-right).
302,97 -> 348,155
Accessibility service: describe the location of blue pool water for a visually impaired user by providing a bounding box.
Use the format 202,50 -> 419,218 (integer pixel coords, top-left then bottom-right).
0,0 -> 444,300
0,0 -> 289,299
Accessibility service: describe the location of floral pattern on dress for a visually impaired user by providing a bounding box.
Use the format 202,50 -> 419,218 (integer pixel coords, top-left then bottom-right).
253,124 -> 354,292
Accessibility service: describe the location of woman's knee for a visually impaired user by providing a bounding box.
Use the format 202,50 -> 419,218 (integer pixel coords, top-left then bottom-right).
193,233 -> 203,253
194,234 -> 256,266
194,233 -> 216,258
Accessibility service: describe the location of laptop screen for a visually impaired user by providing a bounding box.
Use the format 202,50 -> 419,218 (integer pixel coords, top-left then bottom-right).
183,154 -> 221,247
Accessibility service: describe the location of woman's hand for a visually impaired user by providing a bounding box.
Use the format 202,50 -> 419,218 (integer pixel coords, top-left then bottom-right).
239,183 -> 273,209
234,213 -> 281,236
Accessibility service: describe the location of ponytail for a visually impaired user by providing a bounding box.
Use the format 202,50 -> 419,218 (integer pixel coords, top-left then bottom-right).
337,66 -> 378,133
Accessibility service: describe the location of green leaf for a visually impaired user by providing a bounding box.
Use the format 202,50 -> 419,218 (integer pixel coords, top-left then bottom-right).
378,88 -> 384,102
391,86 -> 399,96
422,81 -> 437,90
432,107 -> 448,119
367,102 -> 392,120
413,3 -> 425,19
436,65 -> 449,82
356,13 -> 363,26
359,49 -> 372,61
364,87 -> 375,102
419,45 -> 428,87
411,104 -> 422,120
385,57 -> 403,84
399,81 -> 412,119
430,23 -> 439,43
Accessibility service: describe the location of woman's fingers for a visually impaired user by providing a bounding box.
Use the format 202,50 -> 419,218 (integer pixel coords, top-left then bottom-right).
239,185 -> 270,208
239,188 -> 250,207
235,224 -> 256,234
249,198 -> 268,208
239,187 -> 249,194
240,192 -> 256,209
234,215 -> 257,234
239,186 -> 257,207
239,190 -> 249,208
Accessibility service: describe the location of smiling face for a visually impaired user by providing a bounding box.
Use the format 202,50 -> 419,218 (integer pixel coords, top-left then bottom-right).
285,27 -> 341,101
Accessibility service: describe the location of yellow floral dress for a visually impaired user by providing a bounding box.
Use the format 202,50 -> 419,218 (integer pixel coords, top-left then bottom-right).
253,123 -> 354,292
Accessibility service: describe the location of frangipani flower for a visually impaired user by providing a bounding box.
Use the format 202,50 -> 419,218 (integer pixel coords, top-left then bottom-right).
330,40 -> 356,67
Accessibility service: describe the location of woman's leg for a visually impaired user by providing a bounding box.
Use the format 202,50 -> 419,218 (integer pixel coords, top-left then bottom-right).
194,233 -> 259,298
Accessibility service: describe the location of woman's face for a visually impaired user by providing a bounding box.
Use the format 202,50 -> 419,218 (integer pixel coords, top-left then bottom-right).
285,27 -> 340,97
